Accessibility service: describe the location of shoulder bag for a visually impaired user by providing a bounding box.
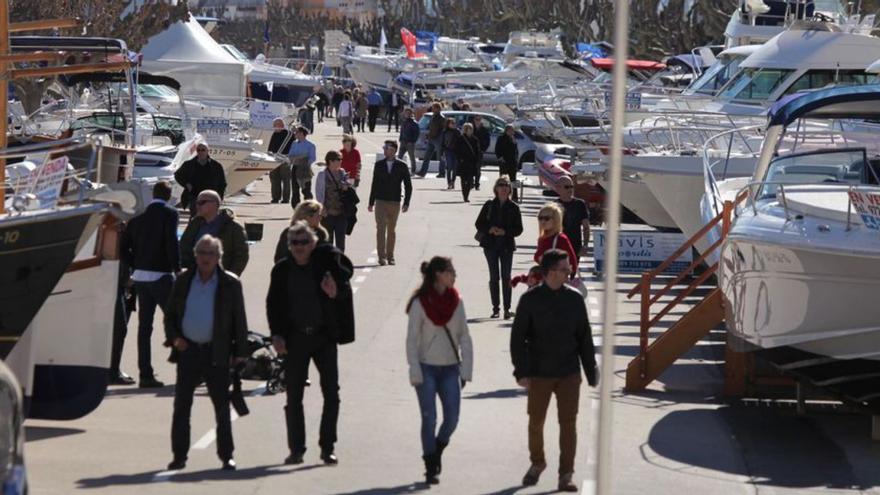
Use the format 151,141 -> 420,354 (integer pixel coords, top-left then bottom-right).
327,169 -> 360,217
441,324 -> 467,388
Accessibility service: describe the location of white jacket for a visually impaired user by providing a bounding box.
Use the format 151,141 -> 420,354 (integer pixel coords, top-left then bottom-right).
406,298 -> 474,384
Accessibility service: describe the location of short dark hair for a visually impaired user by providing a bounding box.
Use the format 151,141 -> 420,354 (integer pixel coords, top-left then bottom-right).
539,249 -> 569,274
325,150 -> 342,162
384,140 -> 398,150
152,180 -> 172,201
296,126 -> 308,136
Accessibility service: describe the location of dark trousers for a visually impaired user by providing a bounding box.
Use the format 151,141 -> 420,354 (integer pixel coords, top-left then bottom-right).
322,214 -> 348,252
134,275 -> 173,380
171,344 -> 233,462
418,138 -> 444,176
367,105 -> 379,131
483,247 -> 513,311
110,280 -> 133,376
355,116 -> 365,132
386,108 -> 399,131
460,176 -> 474,201
290,176 -> 313,209
269,163 -> 291,203
285,334 -> 339,454
475,161 -> 483,189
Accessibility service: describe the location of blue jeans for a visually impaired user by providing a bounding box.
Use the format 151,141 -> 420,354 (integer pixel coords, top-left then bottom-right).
415,363 -> 461,456
444,150 -> 457,186
419,138 -> 444,176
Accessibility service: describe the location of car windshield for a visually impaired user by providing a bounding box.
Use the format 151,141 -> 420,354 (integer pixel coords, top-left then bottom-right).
718,68 -> 794,102
760,148 -> 874,199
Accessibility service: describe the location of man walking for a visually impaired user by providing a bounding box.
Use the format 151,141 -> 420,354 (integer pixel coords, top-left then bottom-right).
366,88 -> 382,132
398,108 -> 419,174
120,181 -> 180,388
386,91 -> 402,132
556,176 -> 591,258
179,190 -> 249,276
288,126 -> 316,209
267,118 -> 293,204
267,222 -> 355,466
417,102 -> 445,178
471,115 -> 491,191
174,143 -> 227,215
511,249 -> 598,492
165,235 -> 249,472
368,141 -> 412,266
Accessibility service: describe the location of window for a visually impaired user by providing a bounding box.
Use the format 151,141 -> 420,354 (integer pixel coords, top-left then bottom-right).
761,148 -> 868,199
687,55 -> 746,95
719,68 -> 794,102
782,70 -> 870,95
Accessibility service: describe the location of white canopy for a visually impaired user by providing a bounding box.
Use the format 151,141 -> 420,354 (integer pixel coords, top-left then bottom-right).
140,14 -> 246,100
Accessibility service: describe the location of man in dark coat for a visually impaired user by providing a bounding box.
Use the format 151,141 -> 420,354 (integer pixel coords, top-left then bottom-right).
174,143 -> 227,215
267,222 -> 355,466
471,115 -> 491,191
267,119 -> 293,203
120,180 -> 180,388
179,190 -> 249,276
164,234 -> 249,472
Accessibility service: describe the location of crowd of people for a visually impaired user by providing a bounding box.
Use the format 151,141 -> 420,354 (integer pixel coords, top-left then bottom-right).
111,93 -> 598,492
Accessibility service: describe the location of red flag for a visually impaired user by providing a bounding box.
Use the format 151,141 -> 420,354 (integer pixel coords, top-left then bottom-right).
400,28 -> 424,59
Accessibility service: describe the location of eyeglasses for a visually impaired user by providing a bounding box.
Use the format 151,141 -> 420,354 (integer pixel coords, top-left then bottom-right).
196,199 -> 217,206
562,185 -> 574,189
195,250 -> 219,256
196,148 -> 208,152
288,239 -> 312,246
538,215 -> 553,221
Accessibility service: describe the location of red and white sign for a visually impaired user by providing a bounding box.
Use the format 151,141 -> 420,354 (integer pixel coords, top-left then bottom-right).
29,156 -> 68,209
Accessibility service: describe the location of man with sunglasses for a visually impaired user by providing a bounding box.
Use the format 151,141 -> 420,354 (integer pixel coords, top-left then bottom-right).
556,176 -> 590,258
165,235 -> 249,472
368,140 -> 412,266
511,249 -> 597,492
175,143 -> 227,215
179,190 -> 249,276
267,222 -> 355,466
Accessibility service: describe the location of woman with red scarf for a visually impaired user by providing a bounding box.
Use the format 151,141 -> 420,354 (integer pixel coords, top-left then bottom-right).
406,256 -> 473,485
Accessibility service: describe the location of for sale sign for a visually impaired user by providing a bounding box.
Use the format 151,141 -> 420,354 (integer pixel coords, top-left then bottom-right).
848,189 -> 880,230
29,156 -> 68,209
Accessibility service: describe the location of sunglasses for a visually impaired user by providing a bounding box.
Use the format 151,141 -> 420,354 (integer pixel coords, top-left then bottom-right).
288,239 -> 311,246
196,199 -> 216,206
562,185 -> 574,189
538,215 -> 553,221
195,250 -> 218,256
196,148 -> 208,152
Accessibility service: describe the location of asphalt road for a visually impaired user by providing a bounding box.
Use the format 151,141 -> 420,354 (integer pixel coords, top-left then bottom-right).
23,119 -> 880,495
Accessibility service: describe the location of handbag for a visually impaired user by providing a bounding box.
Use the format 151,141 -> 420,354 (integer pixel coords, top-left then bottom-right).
474,201 -> 494,243
327,169 -> 359,216
442,325 -> 467,389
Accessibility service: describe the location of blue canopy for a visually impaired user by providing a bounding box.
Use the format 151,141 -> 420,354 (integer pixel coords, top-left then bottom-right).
767,84 -> 880,128
576,42 -> 607,60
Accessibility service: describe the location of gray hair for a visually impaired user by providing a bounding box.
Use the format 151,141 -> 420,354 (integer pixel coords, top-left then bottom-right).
194,234 -> 223,259
286,220 -> 318,244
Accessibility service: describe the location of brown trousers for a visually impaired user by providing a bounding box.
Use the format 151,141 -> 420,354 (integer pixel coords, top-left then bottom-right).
527,373 -> 581,475
374,200 -> 401,260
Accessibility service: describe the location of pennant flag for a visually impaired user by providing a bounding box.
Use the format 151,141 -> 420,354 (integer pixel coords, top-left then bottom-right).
379,27 -> 388,55
400,28 -> 425,59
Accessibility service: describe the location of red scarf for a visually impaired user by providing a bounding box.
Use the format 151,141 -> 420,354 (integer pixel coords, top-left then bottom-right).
419,287 -> 460,326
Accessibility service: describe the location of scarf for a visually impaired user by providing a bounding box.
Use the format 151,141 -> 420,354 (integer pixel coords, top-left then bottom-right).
419,287 -> 460,327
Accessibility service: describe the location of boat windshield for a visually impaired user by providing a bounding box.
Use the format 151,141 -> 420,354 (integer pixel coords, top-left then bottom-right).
760,148 -> 875,199
686,54 -> 745,95
718,68 -> 794,103
137,84 -> 179,99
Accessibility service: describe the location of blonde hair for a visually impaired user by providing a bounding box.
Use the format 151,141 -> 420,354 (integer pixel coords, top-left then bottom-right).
537,203 -> 563,237
493,175 -> 512,197
462,122 -> 474,135
291,200 -> 329,239
342,134 -> 357,148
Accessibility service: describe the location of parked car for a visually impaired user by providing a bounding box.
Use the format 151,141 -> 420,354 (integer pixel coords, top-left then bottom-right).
415,111 -> 572,169
0,360 -> 26,495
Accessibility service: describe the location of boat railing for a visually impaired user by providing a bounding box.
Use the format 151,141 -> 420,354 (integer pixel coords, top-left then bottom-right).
702,124 -> 766,215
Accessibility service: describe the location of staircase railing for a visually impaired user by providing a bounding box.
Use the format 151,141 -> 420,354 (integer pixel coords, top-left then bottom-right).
625,191 -> 747,387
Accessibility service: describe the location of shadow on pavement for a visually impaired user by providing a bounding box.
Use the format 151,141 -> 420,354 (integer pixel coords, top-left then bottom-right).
333,481 -> 429,494
76,464 -> 316,488
648,407 -> 880,490
480,486 -> 561,495
104,385 -> 176,398
465,388 -> 527,400
25,425 -> 85,442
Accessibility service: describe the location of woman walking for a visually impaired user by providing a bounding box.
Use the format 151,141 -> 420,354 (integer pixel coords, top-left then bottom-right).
340,135 -> 362,188
355,91 -> 368,133
475,176 -> 523,318
315,150 -> 352,252
534,203 -> 579,277
455,123 -> 481,202
406,256 -> 473,485
442,118 -> 460,190
338,91 -> 354,134
495,125 -> 519,201
273,200 -> 329,262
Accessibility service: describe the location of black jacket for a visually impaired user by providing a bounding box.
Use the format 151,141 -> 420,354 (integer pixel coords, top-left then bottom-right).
164,268 -> 249,367
473,125 -> 491,154
454,134 -> 481,177
120,201 -> 180,273
442,127 -> 460,152
266,245 -> 355,345
179,209 -> 249,276
475,198 -> 523,252
495,133 -> 519,166
268,130 -> 292,154
174,157 -> 227,202
511,284 -> 597,384
399,118 -> 420,144
369,158 -> 413,207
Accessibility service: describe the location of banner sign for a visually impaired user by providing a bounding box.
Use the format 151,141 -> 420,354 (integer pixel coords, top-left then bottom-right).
594,230 -> 692,274
196,118 -> 230,143
29,156 -> 68,209
848,189 -> 880,230
249,101 -> 286,130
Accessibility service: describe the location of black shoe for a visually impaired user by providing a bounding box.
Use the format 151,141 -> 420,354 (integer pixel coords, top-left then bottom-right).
436,173 -> 445,178
491,309 -> 500,318
221,459 -> 236,471
435,440 -> 448,474
423,454 -> 440,485
321,450 -> 338,465
110,371 -> 135,385
475,185 -> 480,191
167,458 -> 186,470
270,199 -> 279,204
504,310 -> 515,320
139,376 -> 165,388
285,451 -> 304,465
388,258 -> 396,265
